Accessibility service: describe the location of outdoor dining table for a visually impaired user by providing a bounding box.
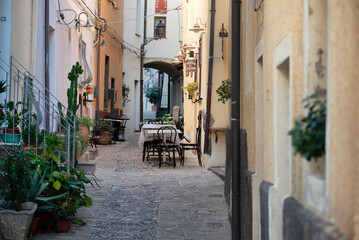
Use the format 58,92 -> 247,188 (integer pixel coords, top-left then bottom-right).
138,124 -> 181,147
138,124 -> 182,166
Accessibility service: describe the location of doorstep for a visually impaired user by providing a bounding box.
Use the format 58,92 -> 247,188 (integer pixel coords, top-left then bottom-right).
208,167 -> 226,181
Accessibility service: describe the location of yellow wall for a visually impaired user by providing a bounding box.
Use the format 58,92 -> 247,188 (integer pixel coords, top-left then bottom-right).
182,0 -> 231,168
95,0 -> 124,114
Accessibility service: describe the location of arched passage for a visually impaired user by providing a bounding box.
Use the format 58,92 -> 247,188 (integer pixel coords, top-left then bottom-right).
143,58 -> 183,118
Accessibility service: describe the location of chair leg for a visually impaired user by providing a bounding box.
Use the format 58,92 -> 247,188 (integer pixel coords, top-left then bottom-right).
173,149 -> 176,168
196,147 -> 202,166
142,144 -> 146,162
158,148 -> 162,168
181,147 -> 185,166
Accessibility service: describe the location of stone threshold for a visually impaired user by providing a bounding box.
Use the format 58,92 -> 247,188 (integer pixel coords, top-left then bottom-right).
208,166 -> 226,181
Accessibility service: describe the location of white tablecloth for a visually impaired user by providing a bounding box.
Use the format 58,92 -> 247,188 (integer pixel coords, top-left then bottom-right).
138,124 -> 181,146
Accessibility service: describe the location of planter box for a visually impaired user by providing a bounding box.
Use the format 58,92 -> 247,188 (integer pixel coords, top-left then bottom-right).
0,202 -> 37,240
0,133 -> 20,143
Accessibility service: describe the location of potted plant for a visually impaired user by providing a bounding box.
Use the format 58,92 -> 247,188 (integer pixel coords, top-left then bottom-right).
216,79 -> 231,104
78,116 -> 93,140
0,101 -> 26,143
145,86 -> 159,110
85,84 -> 94,95
0,148 -> 38,240
44,167 -> 92,232
288,94 -> 326,161
92,120 -> 114,145
182,81 -> 198,99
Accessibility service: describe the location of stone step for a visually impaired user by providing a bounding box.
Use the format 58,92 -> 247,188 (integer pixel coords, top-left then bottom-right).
78,152 -> 90,162
88,148 -> 99,160
77,160 -> 97,173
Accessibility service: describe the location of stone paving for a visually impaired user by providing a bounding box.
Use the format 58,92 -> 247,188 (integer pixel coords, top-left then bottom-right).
33,134 -> 231,240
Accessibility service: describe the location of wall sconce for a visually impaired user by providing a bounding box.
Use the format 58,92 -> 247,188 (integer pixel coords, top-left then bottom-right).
76,12 -> 93,31
100,34 -> 107,47
175,49 -> 185,60
219,23 -> 228,37
171,58 -> 182,65
189,18 -> 206,33
183,42 -> 195,51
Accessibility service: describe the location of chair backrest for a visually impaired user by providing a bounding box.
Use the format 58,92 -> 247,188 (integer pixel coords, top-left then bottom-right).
157,126 -> 177,145
120,114 -> 128,127
195,126 -> 201,145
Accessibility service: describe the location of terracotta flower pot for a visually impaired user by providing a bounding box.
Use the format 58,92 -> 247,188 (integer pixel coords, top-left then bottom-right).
96,132 -> 111,145
78,124 -> 89,140
56,218 -> 71,232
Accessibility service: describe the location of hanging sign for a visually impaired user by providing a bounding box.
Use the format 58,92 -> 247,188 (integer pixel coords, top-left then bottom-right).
155,0 -> 167,14
186,59 -> 197,73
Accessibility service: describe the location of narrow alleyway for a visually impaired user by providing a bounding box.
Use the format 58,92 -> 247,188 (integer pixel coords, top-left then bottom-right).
33,134 -> 231,240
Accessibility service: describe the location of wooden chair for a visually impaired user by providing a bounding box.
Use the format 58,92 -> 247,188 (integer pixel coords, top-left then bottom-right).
180,126 -> 202,166
157,126 -> 178,168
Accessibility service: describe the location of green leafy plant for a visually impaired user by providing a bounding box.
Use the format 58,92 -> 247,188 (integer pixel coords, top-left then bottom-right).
216,79 -> 231,104
182,82 -> 198,99
44,168 -> 92,221
122,84 -> 130,107
161,113 -> 174,125
0,80 -> 6,94
22,124 -> 48,147
92,120 -> 114,136
0,101 -> 26,129
0,148 -> 33,211
40,135 -> 65,164
145,86 -> 159,105
78,116 -> 93,129
288,94 -> 326,161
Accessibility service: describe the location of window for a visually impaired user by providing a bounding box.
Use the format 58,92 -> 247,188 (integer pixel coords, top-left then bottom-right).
154,17 -> 166,38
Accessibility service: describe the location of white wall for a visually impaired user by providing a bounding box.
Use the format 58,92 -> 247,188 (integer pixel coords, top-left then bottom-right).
123,0 -> 143,131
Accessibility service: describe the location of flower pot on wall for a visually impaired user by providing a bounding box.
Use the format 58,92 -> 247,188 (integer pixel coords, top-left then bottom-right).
0,131 -> 21,143
0,202 -> 37,240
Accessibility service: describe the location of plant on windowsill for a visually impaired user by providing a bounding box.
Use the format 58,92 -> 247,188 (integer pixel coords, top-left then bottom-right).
122,84 -> 130,107
216,79 -> 231,104
288,94 -> 326,161
182,81 -> 198,100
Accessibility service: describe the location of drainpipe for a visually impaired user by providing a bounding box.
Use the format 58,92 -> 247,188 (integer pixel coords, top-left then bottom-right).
45,0 -> 50,130
203,0 -> 216,154
232,0 -> 241,239
96,0 -> 107,117
140,0 -> 148,122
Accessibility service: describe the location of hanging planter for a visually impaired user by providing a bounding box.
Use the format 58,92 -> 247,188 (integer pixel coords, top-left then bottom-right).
85,84 -> 94,95
182,81 -> 198,99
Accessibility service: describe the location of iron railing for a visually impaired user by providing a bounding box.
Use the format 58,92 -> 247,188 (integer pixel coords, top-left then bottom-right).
0,56 -> 79,173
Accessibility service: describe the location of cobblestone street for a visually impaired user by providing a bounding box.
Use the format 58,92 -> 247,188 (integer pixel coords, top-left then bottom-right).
33,134 -> 231,240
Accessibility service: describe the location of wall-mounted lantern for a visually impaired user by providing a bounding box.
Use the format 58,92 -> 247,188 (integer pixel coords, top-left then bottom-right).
189,18 -> 206,33
76,12 -> 93,31
100,34 -> 107,47
155,20 -> 166,38
219,23 -> 228,38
